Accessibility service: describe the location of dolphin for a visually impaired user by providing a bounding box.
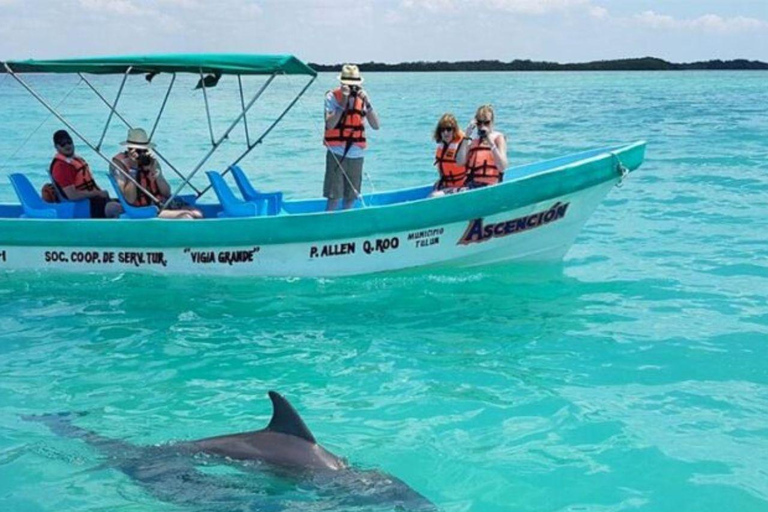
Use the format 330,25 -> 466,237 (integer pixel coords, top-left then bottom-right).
25,391 -> 436,511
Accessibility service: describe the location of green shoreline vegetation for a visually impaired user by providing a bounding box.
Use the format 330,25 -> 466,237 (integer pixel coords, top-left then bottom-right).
310,57 -> 768,72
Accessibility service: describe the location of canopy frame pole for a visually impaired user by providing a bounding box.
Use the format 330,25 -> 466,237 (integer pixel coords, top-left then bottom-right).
79,73 -> 203,195
166,72 -> 278,207
4,64 -> 163,205
199,68 -> 216,145
196,75 -> 316,199
237,75 -> 251,147
150,73 -> 176,140
94,66 -> 131,151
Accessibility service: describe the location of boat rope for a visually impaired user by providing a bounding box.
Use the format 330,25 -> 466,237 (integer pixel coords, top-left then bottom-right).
199,67 -> 216,146
95,66 -> 132,152
149,73 -> 176,140
610,151 -> 629,187
325,143 -> 367,208
237,75 -> 251,147
0,77 -> 83,171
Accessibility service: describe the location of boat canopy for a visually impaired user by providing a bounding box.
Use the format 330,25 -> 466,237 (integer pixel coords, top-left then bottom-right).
1,53 -> 318,212
1,54 -> 316,77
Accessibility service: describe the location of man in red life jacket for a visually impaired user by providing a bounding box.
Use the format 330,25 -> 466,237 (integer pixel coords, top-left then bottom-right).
50,130 -> 122,218
323,64 -> 380,211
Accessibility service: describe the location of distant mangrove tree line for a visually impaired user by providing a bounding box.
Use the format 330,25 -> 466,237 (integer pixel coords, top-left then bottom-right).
309,57 -> 768,72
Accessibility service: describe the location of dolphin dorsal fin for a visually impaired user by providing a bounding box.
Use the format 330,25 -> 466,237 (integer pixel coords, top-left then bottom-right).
265,391 -> 316,444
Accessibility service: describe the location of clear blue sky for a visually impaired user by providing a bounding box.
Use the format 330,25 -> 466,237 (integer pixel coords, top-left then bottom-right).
1,0 -> 766,62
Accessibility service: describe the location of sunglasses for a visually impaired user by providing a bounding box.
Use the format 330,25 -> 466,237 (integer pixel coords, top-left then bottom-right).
440,126 -> 454,132
57,139 -> 74,146
475,119 -> 491,126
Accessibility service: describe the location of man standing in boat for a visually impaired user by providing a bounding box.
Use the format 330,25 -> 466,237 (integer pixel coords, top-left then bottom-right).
323,64 -> 380,211
49,130 -> 122,218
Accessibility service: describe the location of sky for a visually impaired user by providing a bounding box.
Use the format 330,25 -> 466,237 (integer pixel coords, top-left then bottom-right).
0,0 -> 766,63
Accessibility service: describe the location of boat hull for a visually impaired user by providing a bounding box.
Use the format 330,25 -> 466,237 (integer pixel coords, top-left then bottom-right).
0,142 -> 645,277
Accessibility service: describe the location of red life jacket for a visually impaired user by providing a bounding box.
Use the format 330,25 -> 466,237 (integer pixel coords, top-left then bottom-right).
113,152 -> 164,207
467,137 -> 503,186
434,135 -> 467,188
50,154 -> 99,196
323,88 -> 367,152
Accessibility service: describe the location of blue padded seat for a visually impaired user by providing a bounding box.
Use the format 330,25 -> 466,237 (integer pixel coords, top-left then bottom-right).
229,166 -> 283,216
205,171 -> 258,218
9,173 -> 77,219
107,174 -> 158,219
44,172 -> 91,218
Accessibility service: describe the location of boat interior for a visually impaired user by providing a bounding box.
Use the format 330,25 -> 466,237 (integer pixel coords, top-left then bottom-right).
0,145 -> 621,220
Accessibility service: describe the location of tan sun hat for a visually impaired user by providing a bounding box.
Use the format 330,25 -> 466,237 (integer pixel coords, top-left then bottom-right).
338,64 -> 364,85
120,127 -> 156,150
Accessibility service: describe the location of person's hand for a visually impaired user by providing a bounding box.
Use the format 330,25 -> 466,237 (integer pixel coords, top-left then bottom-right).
98,189 -> 109,198
465,120 -> 476,138
358,88 -> 373,109
340,84 -> 351,100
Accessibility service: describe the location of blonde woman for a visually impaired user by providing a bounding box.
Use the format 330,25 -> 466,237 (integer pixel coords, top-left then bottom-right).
457,105 -> 508,188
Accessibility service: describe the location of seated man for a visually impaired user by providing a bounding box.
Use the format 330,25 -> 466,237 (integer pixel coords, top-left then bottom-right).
110,128 -> 202,220
50,130 -> 122,218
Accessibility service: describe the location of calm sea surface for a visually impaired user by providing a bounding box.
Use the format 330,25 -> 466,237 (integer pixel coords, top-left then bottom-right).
0,71 -> 767,512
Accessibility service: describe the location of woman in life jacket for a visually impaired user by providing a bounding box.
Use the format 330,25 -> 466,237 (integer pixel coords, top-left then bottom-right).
111,128 -> 203,220
430,113 -> 468,196
456,105 -> 508,188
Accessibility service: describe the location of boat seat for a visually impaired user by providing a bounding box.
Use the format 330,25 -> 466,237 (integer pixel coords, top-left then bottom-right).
205,171 -> 259,218
9,173 -> 77,219
230,165 -> 283,216
107,174 -> 159,219
45,167 -> 91,218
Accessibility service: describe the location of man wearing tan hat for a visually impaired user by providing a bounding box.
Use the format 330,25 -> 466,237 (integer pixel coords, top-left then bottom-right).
323,64 -> 380,211
111,128 -> 202,219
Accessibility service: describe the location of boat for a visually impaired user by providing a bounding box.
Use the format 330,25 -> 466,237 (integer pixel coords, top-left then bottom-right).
0,54 -> 646,277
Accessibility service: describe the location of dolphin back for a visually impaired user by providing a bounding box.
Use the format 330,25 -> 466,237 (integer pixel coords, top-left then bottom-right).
265,391 -> 316,443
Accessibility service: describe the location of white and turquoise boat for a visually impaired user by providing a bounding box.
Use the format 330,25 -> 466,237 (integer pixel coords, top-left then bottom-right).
0,54 -> 645,277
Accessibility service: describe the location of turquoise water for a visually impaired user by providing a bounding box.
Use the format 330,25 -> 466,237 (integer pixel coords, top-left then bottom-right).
1,71 -> 767,511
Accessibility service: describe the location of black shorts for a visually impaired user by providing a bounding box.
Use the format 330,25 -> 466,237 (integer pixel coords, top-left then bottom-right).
89,196 -> 118,218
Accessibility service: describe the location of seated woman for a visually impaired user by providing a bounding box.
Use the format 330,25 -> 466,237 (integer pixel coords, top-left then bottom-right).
430,113 -> 468,196
456,105 -> 508,188
110,128 -> 203,219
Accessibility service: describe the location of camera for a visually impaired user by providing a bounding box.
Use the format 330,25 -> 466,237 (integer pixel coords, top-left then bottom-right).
478,128 -> 488,138
136,151 -> 153,168
349,85 -> 360,95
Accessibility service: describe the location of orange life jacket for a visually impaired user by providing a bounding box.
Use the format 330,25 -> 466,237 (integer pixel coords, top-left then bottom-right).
50,154 -> 99,195
434,135 -> 467,188
113,152 -> 164,207
324,88 -> 367,153
467,137 -> 503,186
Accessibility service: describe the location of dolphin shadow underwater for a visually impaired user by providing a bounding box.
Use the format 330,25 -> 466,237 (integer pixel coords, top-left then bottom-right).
25,391 -> 436,512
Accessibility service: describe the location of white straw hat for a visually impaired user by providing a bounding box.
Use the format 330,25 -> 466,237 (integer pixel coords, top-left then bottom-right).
338,64 -> 364,85
120,128 -> 156,150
